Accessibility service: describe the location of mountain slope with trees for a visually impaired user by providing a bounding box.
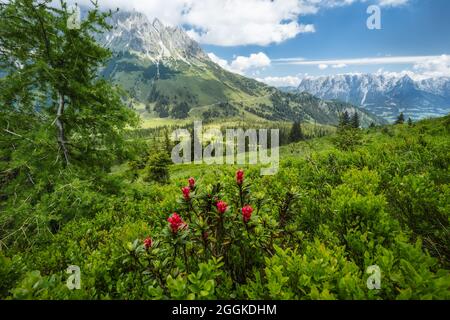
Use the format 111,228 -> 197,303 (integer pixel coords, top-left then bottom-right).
98,11 -> 382,126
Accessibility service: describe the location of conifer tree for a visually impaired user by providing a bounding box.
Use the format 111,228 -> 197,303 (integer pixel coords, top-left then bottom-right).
395,112 -> 405,125
0,0 -> 142,221
289,121 -> 304,143
339,111 -> 351,128
407,117 -> 413,127
0,0 -> 138,171
351,112 -> 360,129
144,149 -> 171,184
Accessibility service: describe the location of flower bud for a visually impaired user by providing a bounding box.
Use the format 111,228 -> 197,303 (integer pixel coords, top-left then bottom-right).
242,205 -> 253,223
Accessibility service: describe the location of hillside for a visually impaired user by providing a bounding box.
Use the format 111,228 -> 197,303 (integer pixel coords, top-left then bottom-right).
2,114 -> 449,299
99,11 -> 382,126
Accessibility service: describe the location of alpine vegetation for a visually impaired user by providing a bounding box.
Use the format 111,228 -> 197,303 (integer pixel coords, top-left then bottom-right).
171,122 -> 279,175
0,0 -> 449,302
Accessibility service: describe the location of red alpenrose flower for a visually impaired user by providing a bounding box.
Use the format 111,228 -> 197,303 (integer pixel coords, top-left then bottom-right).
236,169 -> 244,185
144,237 -> 153,249
242,205 -> 253,223
167,213 -> 187,234
216,200 -> 228,214
188,177 -> 196,190
182,186 -> 191,200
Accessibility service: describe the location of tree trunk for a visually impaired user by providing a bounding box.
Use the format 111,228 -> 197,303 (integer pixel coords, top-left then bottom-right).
56,92 -> 69,166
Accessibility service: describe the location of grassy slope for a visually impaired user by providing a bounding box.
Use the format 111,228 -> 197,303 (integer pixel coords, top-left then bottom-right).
102,53 -> 383,127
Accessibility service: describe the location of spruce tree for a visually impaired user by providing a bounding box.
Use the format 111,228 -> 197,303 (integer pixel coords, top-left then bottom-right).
171,101 -> 190,119
289,121 -> 304,143
351,112 -> 360,129
163,128 -> 173,154
407,117 -> 413,127
339,111 -> 351,128
144,149 -> 171,184
395,112 -> 405,125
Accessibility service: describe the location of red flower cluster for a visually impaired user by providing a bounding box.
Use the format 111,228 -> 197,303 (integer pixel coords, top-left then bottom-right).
182,186 -> 191,200
242,205 -> 253,223
143,237 -> 153,249
168,213 -> 187,234
236,169 -> 244,185
216,200 -> 228,214
188,177 -> 196,190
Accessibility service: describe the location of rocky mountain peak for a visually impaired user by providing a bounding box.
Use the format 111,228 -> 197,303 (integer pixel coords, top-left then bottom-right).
99,11 -> 209,63
152,18 -> 164,31
390,75 -> 417,93
297,73 -> 450,121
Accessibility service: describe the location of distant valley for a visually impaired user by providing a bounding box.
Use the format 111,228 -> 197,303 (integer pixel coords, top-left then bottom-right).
296,73 -> 450,122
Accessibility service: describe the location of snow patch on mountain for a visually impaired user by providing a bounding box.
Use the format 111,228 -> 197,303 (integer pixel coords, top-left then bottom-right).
297,73 -> 450,122
99,11 -> 209,65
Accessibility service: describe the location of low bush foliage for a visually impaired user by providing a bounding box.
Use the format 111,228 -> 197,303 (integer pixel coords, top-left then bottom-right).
1,116 -> 449,300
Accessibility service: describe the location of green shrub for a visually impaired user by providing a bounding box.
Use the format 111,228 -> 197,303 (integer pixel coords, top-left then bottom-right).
144,151 -> 172,184
1,117 -> 449,300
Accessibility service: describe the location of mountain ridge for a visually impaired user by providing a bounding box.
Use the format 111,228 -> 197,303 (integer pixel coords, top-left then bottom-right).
101,11 -> 209,65
297,73 -> 450,122
97,10 -> 383,126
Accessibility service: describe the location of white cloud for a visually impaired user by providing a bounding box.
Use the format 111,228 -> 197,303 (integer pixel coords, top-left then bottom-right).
214,53 -> 450,85
275,54 -> 450,80
208,52 -> 271,75
378,0 -> 409,7
412,54 -> 450,79
257,76 -> 302,87
374,68 -> 417,79
168,0 -> 319,46
276,55 -> 450,84
299,24 -> 316,33
230,53 -> 271,73
67,0 -> 317,46
207,53 -> 229,70
66,0 -> 409,46
332,63 -> 348,68
275,55 -> 447,66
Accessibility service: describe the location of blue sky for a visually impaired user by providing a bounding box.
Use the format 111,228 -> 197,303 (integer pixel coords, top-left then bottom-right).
206,0 -> 450,60
72,0 -> 450,86
203,0 -> 450,85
